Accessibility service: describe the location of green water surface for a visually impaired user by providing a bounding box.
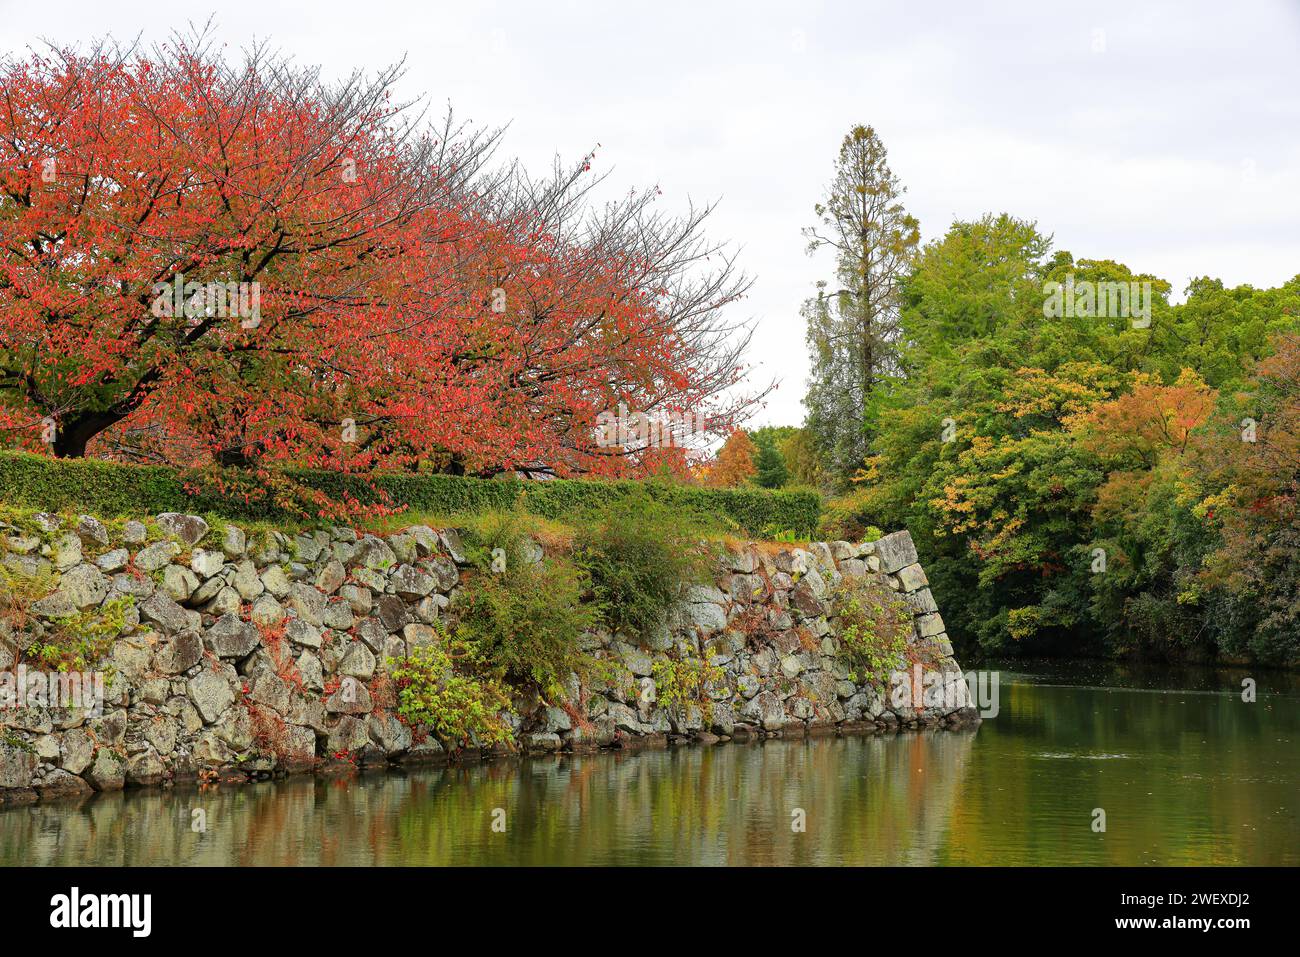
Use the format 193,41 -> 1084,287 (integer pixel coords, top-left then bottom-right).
2,661 -> 1296,865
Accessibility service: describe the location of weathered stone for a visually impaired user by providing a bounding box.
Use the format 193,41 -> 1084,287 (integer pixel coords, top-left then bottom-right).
260,564 -> 291,598
221,524 -> 247,558
829,541 -> 856,561
32,734 -> 61,761
327,716 -> 369,752
406,525 -> 440,557
740,691 -> 785,730
38,768 -> 92,798
156,513 -> 210,546
127,750 -> 168,786
321,599 -> 354,631
839,558 -> 866,577
208,614 -> 259,659
376,595 -> 411,633
351,567 -> 386,593
248,672 -> 290,715
287,583 -> 327,627
607,702 -> 643,734
52,533 -> 82,571
59,729 -> 95,775
61,563 -> 109,609
192,731 -> 237,767
684,600 -> 727,633
111,637 -> 150,682
187,672 -> 235,723
915,612 -> 946,639
326,678 -> 372,715
351,618 -> 385,653
2,533 -> 39,554
285,618 -> 322,649
402,623 -> 438,650
723,546 -> 758,573
615,641 -> 654,677
338,642 -> 377,680
539,706 -> 572,733
315,559 -> 346,595
339,584 -> 372,615
295,651 -> 324,691
190,548 -> 226,579
280,726 -> 318,769
896,563 -> 929,592
353,535 -> 397,570
387,533 -> 418,564
76,515 -> 111,547
873,531 -> 919,574
391,564 -> 435,599
204,586 -> 242,616
232,561 -> 264,599
139,592 -> 193,634
427,556 -> 459,591
122,520 -> 148,545
30,592 -> 76,619
789,581 -> 825,617
367,711 -> 411,756
110,572 -> 154,600
86,748 -> 126,790
0,743 -> 37,788
905,587 -> 939,615
143,716 -> 178,755
161,564 -> 199,602
135,540 -> 180,572
250,594 -> 285,627
95,548 -> 129,572
291,535 -> 324,563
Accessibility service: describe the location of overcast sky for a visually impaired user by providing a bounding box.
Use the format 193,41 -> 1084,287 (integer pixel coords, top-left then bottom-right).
3,1 -> 1297,428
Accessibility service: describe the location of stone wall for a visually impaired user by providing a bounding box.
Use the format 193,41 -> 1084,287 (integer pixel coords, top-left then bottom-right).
0,511 -> 977,803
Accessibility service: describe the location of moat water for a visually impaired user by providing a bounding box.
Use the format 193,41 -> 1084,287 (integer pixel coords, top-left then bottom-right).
2,661 -> 1296,865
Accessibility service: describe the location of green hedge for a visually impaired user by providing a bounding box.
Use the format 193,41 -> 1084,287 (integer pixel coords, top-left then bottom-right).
0,451 -> 821,536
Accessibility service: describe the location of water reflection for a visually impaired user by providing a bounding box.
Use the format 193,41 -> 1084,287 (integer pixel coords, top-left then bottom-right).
2,665 -> 1295,866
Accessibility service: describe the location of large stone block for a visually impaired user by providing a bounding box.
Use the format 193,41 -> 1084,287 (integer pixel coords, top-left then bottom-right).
873,531 -> 919,574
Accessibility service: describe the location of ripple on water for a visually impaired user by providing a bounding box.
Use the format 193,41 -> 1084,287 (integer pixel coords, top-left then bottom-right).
1032,752 -> 1135,760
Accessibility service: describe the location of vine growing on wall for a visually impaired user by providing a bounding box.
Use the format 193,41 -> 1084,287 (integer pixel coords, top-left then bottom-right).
832,574 -> 913,686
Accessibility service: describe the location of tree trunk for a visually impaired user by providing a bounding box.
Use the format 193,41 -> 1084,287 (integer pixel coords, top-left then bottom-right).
51,411 -> 124,458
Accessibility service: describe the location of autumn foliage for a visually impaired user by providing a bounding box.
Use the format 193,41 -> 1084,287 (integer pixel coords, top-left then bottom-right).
0,32 -> 762,503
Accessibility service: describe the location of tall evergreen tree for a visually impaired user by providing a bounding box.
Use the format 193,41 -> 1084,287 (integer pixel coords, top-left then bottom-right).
753,436 -> 789,488
802,125 -> 919,478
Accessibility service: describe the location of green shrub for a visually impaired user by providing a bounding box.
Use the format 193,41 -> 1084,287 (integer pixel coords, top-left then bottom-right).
389,635 -> 514,747
832,574 -> 914,686
574,491 -> 717,638
456,507 -> 546,572
818,486 -> 885,541
0,451 -> 821,536
651,650 -> 726,722
453,550 -> 597,701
